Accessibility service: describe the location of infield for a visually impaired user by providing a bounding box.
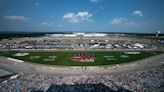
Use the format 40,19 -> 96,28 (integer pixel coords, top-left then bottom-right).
0,51 -> 162,66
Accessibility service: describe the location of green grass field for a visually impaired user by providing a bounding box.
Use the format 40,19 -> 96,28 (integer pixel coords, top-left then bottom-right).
0,51 -> 162,66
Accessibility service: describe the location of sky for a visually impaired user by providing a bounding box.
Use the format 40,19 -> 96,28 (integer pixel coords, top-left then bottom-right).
0,0 -> 164,33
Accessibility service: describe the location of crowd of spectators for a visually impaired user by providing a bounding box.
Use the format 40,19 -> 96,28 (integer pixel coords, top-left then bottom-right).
0,38 -> 161,50
0,65 -> 164,92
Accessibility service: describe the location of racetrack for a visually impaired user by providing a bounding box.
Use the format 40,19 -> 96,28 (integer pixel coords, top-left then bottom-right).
0,53 -> 164,76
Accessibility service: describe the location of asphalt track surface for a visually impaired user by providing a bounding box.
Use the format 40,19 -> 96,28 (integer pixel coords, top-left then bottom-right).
0,52 -> 164,76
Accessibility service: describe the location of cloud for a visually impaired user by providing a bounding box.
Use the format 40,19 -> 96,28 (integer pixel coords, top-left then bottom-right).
63,13 -> 79,23
4,16 -> 27,20
90,0 -> 98,3
133,10 -> 143,17
40,22 -> 54,26
77,12 -> 92,17
110,18 -> 127,24
63,12 -> 93,23
110,18 -> 136,25
126,21 -> 136,26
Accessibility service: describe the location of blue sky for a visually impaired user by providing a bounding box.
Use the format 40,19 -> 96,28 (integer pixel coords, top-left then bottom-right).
0,0 -> 164,33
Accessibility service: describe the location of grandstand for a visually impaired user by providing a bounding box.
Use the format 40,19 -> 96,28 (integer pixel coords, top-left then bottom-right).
46,32 -> 108,37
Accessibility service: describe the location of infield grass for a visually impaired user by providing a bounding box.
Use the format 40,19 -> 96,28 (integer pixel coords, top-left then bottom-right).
0,51 -> 162,66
